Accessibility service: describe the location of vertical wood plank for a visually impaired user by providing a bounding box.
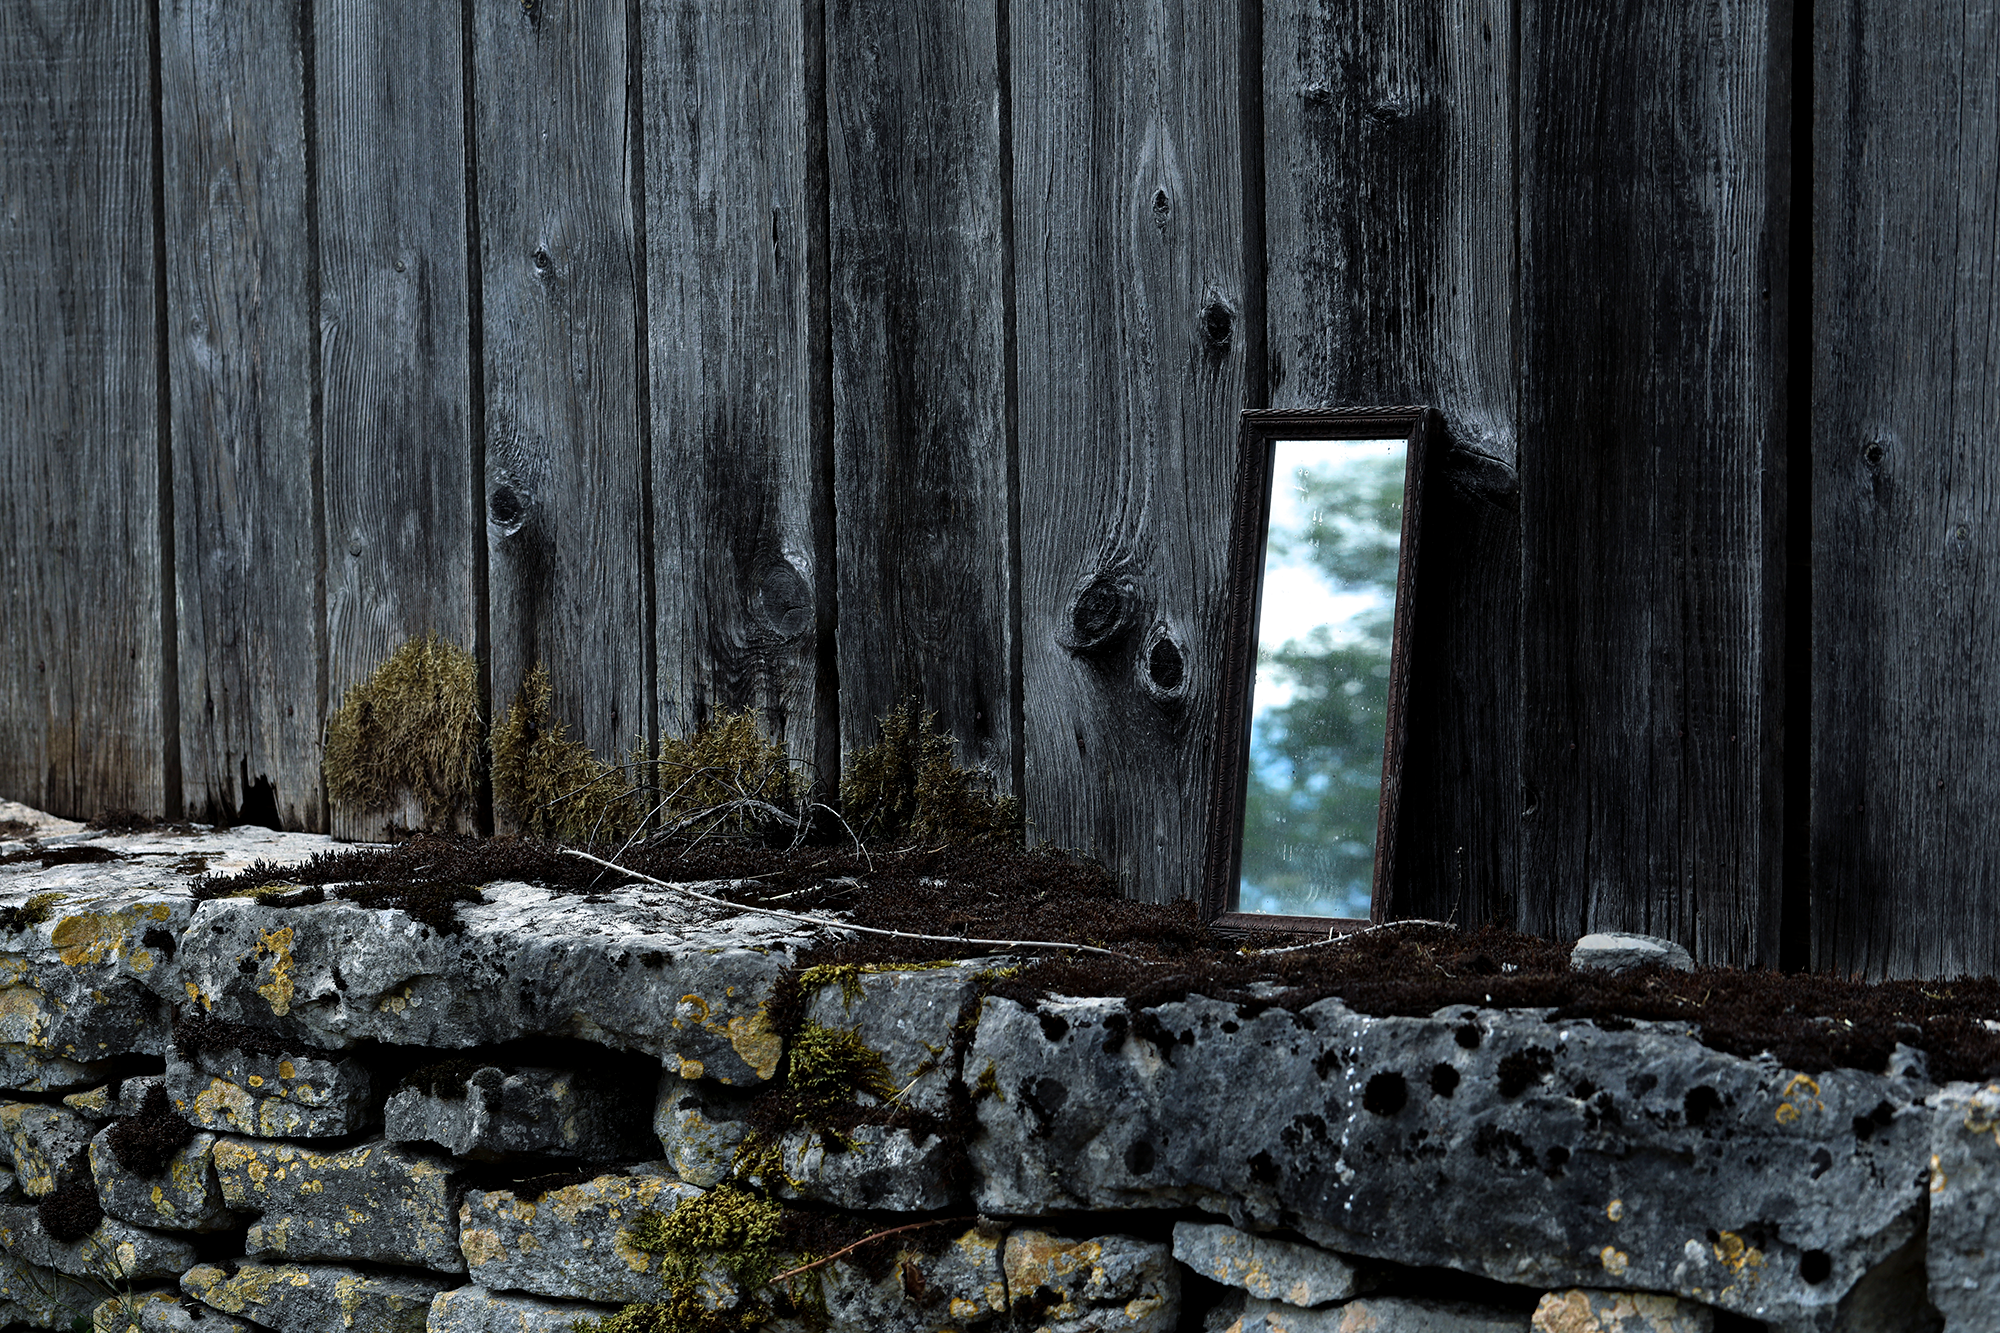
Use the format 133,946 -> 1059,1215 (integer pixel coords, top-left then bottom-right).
1517,0 -> 1784,963
1814,0 -> 2000,977
644,0 -> 824,773
1012,0 -> 1244,901
0,1 -> 164,818
316,0 -> 478,839
474,0 -> 647,783
160,0 -> 322,830
825,0 -> 1014,781
1261,0 -> 1519,925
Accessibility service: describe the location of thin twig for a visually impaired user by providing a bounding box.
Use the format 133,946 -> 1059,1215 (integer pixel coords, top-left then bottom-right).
561,848 -> 1146,961
1241,917 -> 1460,956
766,1217 -> 978,1285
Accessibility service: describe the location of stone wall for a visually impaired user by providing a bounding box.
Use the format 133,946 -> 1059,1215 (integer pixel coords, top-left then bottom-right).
0,820 -> 1990,1333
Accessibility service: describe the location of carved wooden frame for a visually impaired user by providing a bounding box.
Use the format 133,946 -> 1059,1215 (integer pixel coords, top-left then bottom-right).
1201,406 -> 1437,934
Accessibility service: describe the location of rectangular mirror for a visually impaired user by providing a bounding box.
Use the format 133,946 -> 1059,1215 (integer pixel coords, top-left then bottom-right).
1203,408 -> 1434,932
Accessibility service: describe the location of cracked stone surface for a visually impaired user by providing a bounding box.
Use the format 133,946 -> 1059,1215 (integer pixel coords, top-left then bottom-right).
88,1124 -> 236,1232
969,993 -> 1930,1331
765,1225 -> 1010,1333
66,1075 -> 165,1122
0,1043 -> 120,1094
0,880 -> 186,1065
1001,1229 -> 1179,1333
384,1064 -> 650,1160
0,1204 -> 197,1282
182,1260 -> 451,1333
427,1285 -> 623,1332
1172,1222 -> 1359,1307
1928,1082 -> 2000,1330
92,1288 -> 260,1333
800,960 -> 1013,1113
211,1136 -> 464,1273
456,1162 -> 724,1305
165,1047 -> 374,1138
653,1068 -> 754,1186
1531,1289 -> 1715,1331
0,1100 -> 95,1196
172,883 -> 826,1083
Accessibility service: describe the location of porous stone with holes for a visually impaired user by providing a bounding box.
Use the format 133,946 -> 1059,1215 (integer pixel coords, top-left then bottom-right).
1171,1222 -> 1361,1308
968,993 -> 1931,1332
181,1260 -> 451,1333
1927,1082 -> 2000,1330
210,1136 -> 465,1273
383,1063 -> 649,1160
88,1123 -> 235,1232
164,1046 -> 374,1138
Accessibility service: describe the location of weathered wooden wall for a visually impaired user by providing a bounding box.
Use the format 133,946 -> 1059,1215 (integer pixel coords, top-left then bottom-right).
4,0 -> 1992,975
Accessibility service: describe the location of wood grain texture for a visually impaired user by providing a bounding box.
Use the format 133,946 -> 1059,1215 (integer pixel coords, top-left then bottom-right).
161,0 -> 322,830
1517,0 -> 1784,964
474,0 -> 647,790
1012,0 -> 1245,900
643,0 -> 825,776
0,1 -> 164,818
1813,0 -> 2000,977
1261,0 -> 1518,925
316,0 -> 478,839
825,0 -> 1014,782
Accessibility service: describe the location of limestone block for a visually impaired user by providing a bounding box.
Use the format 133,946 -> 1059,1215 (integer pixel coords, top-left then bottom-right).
88,1123 -> 235,1232
0,1043 -> 120,1094
66,1075 -> 164,1122
173,884 -> 824,1084
212,1136 -> 463,1273
1569,934 -> 1695,975
1001,1229 -> 1178,1333
1171,1222 -> 1360,1308
427,1285 -> 624,1332
459,1164 -> 736,1305
0,1203 -> 197,1282
93,1288 -> 260,1333
764,1225 -> 1011,1333
1927,1082 -> 2000,1330
969,993 -> 1931,1331
0,1101 -> 96,1195
165,1046 -> 373,1138
182,1260 -> 451,1333
383,1064 -> 648,1160
800,960 -> 1012,1113
0,881 -> 190,1062
654,1069 -> 754,1186
1532,1290 -> 1715,1332
1225,1296 -> 1531,1333
0,1250 -> 111,1329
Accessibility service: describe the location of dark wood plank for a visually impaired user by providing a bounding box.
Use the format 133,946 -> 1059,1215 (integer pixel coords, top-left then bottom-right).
643,0 -> 825,778
1813,0 -> 2000,977
1261,0 -> 1518,926
315,0 -> 478,839
1012,0 -> 1245,901
825,0 -> 1013,783
0,1 -> 165,819
1516,0 -> 1783,964
474,0 -> 647,798
160,0 -> 322,831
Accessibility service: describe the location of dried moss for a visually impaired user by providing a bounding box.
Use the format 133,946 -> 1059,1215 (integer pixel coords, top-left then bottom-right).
492,663 -> 643,842
783,1024 -> 896,1121
323,632 -> 483,830
106,1084 -> 196,1177
839,702 -> 1019,846
655,709 -> 805,835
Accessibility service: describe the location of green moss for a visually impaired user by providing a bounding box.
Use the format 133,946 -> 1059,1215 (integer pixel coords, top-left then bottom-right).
628,1184 -> 785,1289
794,964 -> 865,1010
839,701 -> 1020,846
972,1061 -> 1003,1102
655,710 -> 805,834
786,1023 -> 896,1119
492,663 -> 642,842
567,1291 -> 766,1333
323,632 -> 483,830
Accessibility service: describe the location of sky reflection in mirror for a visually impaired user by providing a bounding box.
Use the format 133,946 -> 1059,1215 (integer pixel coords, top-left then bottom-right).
1241,438 -> 1406,918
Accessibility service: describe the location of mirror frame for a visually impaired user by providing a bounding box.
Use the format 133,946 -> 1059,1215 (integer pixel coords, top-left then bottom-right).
1201,406 -> 1437,934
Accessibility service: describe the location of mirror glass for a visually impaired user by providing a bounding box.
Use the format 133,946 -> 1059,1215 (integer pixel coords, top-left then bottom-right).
1238,438 -> 1408,919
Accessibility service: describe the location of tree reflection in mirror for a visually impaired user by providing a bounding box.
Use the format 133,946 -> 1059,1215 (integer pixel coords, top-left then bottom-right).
1240,439 -> 1405,919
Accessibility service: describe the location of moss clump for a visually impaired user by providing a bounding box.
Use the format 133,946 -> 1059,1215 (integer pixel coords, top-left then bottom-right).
785,1022 -> 896,1120
628,1184 -> 785,1289
324,632 -> 483,829
106,1084 -> 196,1177
839,701 -> 1019,846
0,891 -> 67,933
568,1291 -> 767,1333
492,663 -> 642,842
655,710 -> 805,835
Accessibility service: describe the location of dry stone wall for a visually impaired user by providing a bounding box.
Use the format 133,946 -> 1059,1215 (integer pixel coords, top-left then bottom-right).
0,819 -> 1989,1333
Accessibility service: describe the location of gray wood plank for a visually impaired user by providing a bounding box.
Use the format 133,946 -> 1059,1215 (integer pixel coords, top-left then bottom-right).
474,0 -> 648,802
1516,0 -> 1783,964
1813,0 -> 2000,977
161,0 -> 322,831
825,0 -> 1014,784
643,0 -> 825,779
0,0 -> 165,819
1261,0 -> 1518,925
1012,0 -> 1245,901
316,0 -> 478,839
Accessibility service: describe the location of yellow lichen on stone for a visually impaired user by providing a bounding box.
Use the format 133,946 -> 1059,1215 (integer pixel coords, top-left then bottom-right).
460,1227 -> 508,1270
0,989 -> 49,1046
278,1060 -> 296,1079
252,925 -> 297,1016
1606,1199 -> 1624,1222
1774,1073 -> 1823,1126
1598,1247 -> 1629,1278
184,982 -> 214,1011
679,1058 -> 705,1081
726,1006 -> 783,1084
1711,1231 -> 1763,1276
